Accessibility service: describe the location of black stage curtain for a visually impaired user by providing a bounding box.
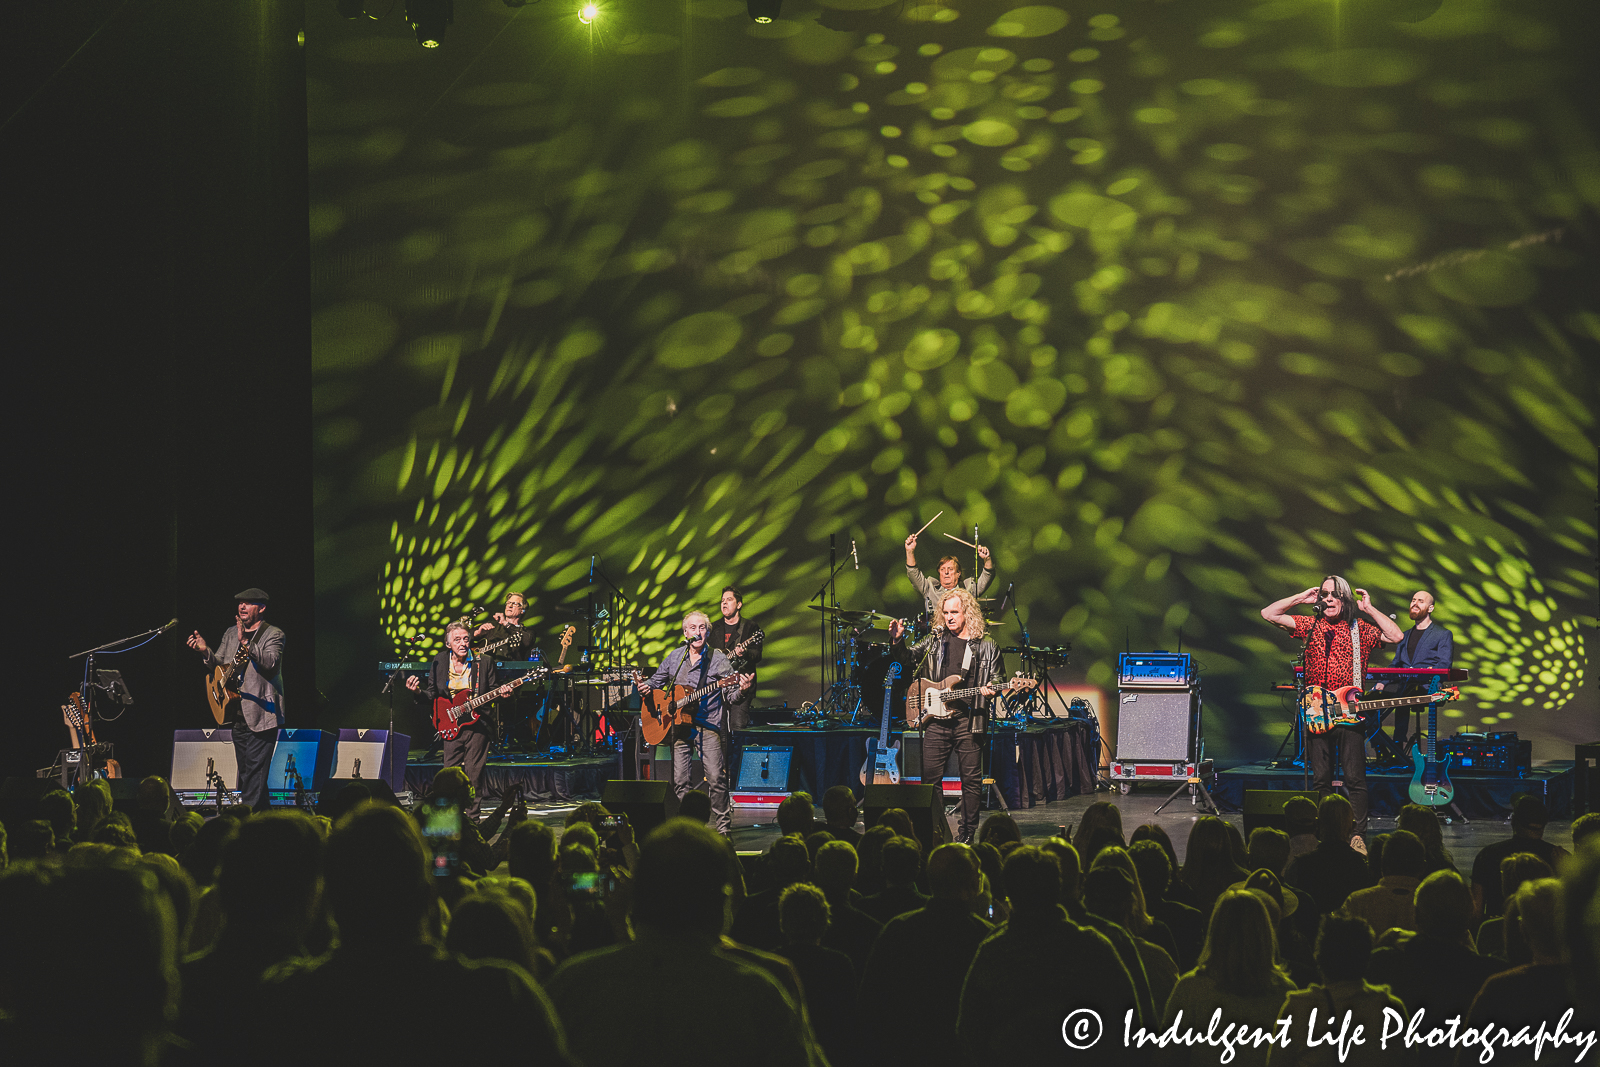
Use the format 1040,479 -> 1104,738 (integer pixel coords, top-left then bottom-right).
734,719 -> 1094,807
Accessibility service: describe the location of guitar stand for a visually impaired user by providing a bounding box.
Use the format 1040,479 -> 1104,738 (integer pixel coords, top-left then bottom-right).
1153,772 -> 1219,816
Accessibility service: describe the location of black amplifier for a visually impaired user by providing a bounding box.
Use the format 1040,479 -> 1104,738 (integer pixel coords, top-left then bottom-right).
1440,732 -> 1530,777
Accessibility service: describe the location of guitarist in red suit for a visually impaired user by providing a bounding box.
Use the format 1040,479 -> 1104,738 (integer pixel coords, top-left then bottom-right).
1262,576 -> 1404,844
406,621 -> 512,815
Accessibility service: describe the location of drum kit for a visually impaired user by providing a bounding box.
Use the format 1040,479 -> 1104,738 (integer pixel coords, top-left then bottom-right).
801,601 -> 1074,729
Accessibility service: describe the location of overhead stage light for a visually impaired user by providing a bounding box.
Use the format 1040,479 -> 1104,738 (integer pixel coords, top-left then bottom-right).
578,1 -> 599,22
747,0 -> 781,22
407,0 -> 453,46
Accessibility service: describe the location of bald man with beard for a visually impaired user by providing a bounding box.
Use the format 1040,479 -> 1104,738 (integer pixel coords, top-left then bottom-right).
1376,590 -> 1453,749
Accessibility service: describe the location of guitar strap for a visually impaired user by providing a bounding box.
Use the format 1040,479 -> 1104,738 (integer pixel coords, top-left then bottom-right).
1348,619 -> 1362,693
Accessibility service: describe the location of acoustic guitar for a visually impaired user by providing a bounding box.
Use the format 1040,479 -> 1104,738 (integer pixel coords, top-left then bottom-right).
1299,684 -> 1458,736
860,660 -> 904,786
205,635 -> 253,725
433,669 -> 546,741
905,673 -> 1038,726
634,673 -> 744,746
61,691 -> 121,779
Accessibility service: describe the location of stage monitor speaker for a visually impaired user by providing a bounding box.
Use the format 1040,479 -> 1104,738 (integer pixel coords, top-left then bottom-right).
863,783 -> 950,849
315,778 -> 400,819
330,729 -> 408,792
602,779 -> 671,840
1242,789 -> 1321,833
269,729 -> 336,797
735,746 -> 793,792
171,729 -> 240,791
1113,687 -> 1197,762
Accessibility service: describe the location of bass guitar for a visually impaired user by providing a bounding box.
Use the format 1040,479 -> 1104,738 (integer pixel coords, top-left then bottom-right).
860,660 -> 904,786
1407,693 -> 1456,807
906,673 -> 1038,726
634,672 -> 744,746
205,634 -> 253,725
433,669 -> 546,741
1299,684 -> 1458,736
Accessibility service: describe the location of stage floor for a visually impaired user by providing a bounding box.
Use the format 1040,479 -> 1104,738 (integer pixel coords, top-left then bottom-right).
1211,760 -> 1577,821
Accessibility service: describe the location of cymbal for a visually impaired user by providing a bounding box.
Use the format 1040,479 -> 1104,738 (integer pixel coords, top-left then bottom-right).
550,604 -> 604,619
808,604 -> 881,622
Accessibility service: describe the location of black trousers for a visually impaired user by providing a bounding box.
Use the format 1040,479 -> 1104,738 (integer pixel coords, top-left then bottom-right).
231,721 -> 278,811
444,719 -> 492,813
1307,724 -> 1368,832
920,715 -> 982,843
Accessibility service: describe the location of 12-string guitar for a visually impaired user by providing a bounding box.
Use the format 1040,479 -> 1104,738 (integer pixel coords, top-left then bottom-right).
633,671 -> 745,746
906,673 -> 1038,726
860,660 -> 904,786
433,669 -> 547,741
1299,684 -> 1459,736
61,691 -> 122,779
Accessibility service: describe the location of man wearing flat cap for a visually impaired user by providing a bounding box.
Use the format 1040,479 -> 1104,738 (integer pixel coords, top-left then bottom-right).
187,588 -> 285,810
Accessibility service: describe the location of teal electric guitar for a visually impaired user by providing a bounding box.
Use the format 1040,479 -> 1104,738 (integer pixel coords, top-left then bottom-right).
1407,694 -> 1457,807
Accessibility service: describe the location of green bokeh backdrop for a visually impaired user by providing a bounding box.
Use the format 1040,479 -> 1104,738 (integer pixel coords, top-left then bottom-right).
309,0 -> 1596,756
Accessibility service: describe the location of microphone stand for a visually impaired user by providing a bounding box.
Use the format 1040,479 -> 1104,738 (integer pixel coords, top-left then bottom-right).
68,619 -> 173,776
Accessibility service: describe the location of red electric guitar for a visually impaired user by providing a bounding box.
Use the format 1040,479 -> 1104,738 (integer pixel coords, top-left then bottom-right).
433,669 -> 546,741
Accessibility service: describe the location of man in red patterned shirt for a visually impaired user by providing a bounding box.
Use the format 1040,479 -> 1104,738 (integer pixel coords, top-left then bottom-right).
1262,575 -> 1405,841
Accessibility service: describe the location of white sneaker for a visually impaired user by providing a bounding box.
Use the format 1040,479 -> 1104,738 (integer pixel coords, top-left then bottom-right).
1350,834 -> 1368,856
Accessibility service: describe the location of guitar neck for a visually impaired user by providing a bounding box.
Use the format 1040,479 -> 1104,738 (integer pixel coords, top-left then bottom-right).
674,678 -> 735,709
1355,692 -> 1442,712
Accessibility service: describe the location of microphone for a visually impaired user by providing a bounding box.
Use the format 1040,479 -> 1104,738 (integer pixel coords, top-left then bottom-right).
851,540 -> 858,570
160,618 -> 179,634
353,758 -> 363,779
590,555 -> 596,582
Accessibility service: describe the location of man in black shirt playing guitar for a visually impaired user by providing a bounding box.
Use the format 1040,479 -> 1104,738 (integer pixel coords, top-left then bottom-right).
707,586 -> 761,730
890,589 -> 1000,844
473,591 -> 534,660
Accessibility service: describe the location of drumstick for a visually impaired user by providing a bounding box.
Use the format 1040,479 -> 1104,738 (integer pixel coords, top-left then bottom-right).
911,510 -> 944,538
942,532 -> 977,548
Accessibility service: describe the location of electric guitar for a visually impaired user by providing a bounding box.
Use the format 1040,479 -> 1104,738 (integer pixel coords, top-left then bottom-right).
1407,694 -> 1456,806
634,672 -> 744,746
1299,684 -> 1459,736
205,634 -> 253,725
551,625 -> 578,671
906,673 -> 1039,726
432,669 -> 547,741
860,660 -> 904,786
724,629 -> 766,707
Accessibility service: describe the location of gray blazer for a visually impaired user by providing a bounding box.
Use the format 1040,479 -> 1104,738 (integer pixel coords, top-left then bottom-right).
905,563 -> 996,621
208,623 -> 285,732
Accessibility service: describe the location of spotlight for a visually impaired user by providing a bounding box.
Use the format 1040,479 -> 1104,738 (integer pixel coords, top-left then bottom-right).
406,0 -> 453,47
746,0 -> 781,22
578,2 -> 599,22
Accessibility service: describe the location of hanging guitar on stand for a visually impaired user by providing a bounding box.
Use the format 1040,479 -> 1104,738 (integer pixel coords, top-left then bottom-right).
859,661 -> 904,786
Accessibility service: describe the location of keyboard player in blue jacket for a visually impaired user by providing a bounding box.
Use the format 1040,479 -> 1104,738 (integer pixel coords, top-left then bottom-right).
1376,590 -> 1453,749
